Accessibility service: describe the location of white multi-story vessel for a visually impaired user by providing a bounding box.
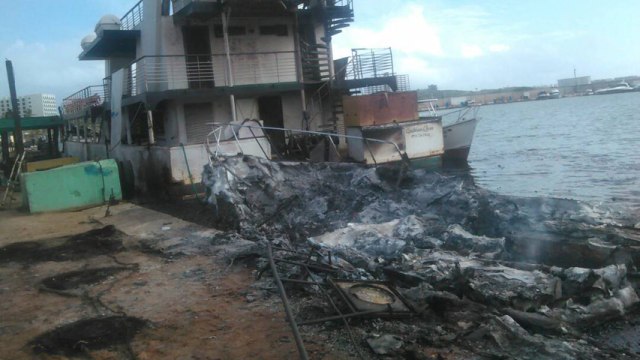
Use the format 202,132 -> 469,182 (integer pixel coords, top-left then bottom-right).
63,0 -> 408,193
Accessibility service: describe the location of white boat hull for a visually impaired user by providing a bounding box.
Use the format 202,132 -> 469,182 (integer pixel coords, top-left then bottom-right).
346,118 -> 444,165
594,88 -> 635,95
443,118 -> 477,161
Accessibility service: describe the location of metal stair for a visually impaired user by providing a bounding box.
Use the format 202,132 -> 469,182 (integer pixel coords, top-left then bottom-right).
301,42 -> 332,82
323,0 -> 354,39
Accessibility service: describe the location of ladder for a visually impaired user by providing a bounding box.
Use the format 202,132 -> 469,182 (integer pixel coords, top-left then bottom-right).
1,152 -> 26,209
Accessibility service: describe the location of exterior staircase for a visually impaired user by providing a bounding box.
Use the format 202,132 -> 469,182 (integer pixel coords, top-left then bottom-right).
323,0 -> 354,40
301,42 -> 331,82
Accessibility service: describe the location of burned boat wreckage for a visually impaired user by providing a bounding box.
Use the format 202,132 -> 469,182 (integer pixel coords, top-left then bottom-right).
202,155 -> 640,359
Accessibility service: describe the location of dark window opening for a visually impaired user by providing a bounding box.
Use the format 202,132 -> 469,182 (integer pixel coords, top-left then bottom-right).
128,105 -> 148,145
259,25 -> 288,36
152,109 -> 165,138
214,25 -> 247,38
258,96 -> 285,152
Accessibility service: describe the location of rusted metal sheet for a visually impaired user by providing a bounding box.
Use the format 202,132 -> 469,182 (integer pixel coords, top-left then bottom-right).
343,91 -> 419,127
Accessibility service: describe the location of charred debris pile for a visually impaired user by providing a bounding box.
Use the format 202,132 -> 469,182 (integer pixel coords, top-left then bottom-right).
203,155 -> 640,359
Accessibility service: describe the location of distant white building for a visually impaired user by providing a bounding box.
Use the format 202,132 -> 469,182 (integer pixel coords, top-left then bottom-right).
0,93 -> 58,117
557,76 -> 591,95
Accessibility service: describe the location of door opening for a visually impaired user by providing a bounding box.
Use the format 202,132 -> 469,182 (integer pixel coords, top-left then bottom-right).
182,26 -> 214,89
258,96 -> 285,153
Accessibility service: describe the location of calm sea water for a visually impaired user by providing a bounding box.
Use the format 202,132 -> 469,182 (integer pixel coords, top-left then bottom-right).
459,92 -> 640,211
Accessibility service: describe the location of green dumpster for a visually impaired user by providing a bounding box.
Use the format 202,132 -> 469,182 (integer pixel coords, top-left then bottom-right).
21,159 -> 122,213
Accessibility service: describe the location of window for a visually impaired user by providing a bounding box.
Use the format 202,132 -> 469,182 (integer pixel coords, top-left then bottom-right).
214,25 -> 246,38
259,25 -> 288,36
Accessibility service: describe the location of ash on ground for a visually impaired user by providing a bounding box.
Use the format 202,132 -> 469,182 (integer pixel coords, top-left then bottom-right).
203,155 -> 640,359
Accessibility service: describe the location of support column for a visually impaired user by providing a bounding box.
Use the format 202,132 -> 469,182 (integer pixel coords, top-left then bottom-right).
47,128 -> 53,155
146,110 -> 155,145
293,12 -> 304,85
327,42 -> 335,80
83,115 -> 91,160
53,127 -> 60,155
222,9 -> 237,123
83,114 -> 88,142
6,60 -> 23,155
1,131 -> 9,176
293,12 -> 309,129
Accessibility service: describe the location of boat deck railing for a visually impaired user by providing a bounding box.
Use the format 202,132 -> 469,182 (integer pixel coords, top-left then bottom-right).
120,0 -> 143,30
125,51 -> 297,96
419,99 -> 480,125
205,122 -> 409,170
62,84 -> 108,116
442,105 -> 480,124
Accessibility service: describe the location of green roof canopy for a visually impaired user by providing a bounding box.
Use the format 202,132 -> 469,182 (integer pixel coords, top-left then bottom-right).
0,116 -> 64,131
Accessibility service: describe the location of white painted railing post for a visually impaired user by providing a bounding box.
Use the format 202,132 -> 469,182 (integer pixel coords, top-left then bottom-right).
222,9 -> 237,123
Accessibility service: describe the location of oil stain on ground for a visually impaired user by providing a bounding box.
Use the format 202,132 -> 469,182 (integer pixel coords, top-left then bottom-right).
0,225 -> 123,264
40,266 -> 132,291
29,316 -> 148,356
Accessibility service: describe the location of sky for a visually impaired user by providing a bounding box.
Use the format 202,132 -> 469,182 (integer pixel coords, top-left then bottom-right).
0,0 -> 639,103
334,0 -> 640,90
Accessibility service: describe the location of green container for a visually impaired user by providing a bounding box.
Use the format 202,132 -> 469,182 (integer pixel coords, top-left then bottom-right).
21,159 -> 122,213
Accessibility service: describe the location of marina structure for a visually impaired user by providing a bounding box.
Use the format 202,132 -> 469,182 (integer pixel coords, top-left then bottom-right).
63,0 -> 406,192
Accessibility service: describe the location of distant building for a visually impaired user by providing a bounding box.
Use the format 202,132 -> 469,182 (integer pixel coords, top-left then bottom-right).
0,93 -> 58,117
557,76 -> 591,95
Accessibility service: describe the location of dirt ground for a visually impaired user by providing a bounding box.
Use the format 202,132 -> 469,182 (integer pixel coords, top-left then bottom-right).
0,202 -> 352,359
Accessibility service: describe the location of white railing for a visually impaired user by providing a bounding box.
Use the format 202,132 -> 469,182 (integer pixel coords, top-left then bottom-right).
347,47 -> 394,80
206,122 -> 406,166
121,0 -> 143,30
126,52 -> 298,96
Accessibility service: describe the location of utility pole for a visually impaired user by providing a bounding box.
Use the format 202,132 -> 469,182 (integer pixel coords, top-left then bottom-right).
6,60 -> 24,156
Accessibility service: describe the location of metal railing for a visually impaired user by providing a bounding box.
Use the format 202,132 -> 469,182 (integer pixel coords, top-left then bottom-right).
340,47 -> 397,95
103,76 -> 112,103
331,0 -> 353,7
441,105 -> 480,125
126,52 -> 298,96
120,0 -> 143,30
347,47 -> 394,80
205,123 -> 407,166
355,74 -> 409,96
419,99 -> 480,124
62,85 -> 107,115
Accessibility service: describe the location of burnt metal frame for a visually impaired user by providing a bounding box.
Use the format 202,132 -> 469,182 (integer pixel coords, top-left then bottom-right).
205,122 -> 411,187
265,242 -> 416,359
205,123 -> 406,163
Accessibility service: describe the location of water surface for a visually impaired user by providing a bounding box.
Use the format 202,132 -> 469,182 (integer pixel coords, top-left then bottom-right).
459,92 -> 640,211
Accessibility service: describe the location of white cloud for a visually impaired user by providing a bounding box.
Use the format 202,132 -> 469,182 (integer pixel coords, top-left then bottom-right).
489,44 -> 510,53
460,44 -> 483,58
333,3 -> 443,59
333,1 -> 525,89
